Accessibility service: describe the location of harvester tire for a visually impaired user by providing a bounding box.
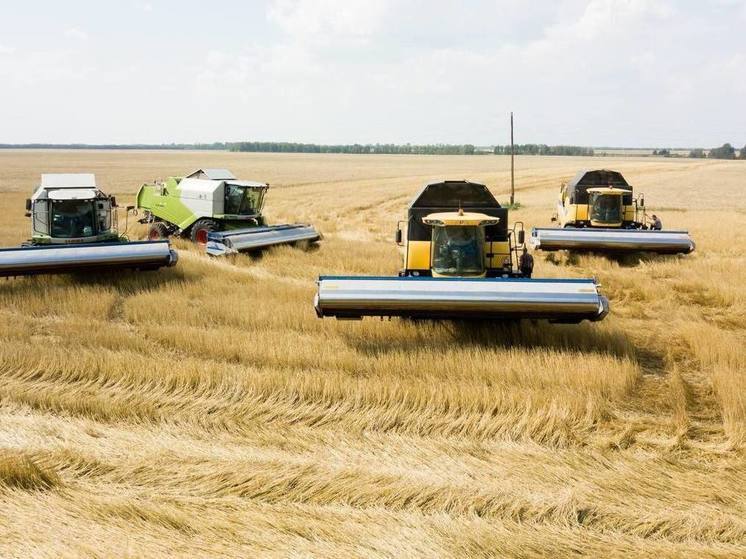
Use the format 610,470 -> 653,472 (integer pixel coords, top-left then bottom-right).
190,219 -> 217,245
148,222 -> 170,241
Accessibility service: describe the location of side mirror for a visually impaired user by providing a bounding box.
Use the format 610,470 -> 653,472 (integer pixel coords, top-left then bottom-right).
517,230 -> 525,245
639,195 -> 644,208
395,228 -> 403,245
111,196 -> 117,208
25,199 -> 31,211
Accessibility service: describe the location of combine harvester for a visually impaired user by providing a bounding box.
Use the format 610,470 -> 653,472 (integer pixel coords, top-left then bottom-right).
531,169 -> 695,254
0,174 -> 178,278
137,168 -> 321,256
315,180 -> 609,323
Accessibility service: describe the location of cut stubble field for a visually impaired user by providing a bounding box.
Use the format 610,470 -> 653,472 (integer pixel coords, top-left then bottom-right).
0,150 -> 744,558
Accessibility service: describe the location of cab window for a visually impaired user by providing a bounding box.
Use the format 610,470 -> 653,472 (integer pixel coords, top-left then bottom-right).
51,200 -> 96,238
225,185 -> 265,215
431,226 -> 485,276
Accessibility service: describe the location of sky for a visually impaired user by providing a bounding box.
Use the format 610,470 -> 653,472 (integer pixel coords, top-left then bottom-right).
0,0 -> 744,147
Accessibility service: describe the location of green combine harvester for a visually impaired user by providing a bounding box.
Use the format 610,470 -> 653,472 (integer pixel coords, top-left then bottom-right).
0,173 -> 178,277
136,168 -> 321,256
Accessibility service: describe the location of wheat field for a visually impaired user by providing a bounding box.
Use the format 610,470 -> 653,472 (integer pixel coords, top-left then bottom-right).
0,150 -> 744,558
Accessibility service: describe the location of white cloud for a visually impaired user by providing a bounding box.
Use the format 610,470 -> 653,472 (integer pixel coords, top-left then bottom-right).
165,0 -> 746,146
0,49 -> 94,88
64,27 -> 89,41
193,45 -> 323,111
0,1 -> 743,145
267,0 -> 389,43
0,45 -> 15,54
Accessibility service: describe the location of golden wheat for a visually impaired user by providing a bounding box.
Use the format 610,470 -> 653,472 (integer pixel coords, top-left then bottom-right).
0,150 -> 743,558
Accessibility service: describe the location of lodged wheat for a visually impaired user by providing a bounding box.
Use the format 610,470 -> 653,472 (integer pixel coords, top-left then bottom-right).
0,151 -> 743,557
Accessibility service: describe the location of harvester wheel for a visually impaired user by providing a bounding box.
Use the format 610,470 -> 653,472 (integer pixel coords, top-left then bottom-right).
148,222 -> 170,240
190,219 -> 217,245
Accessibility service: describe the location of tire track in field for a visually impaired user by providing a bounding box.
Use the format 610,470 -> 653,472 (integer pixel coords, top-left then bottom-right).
178,249 -> 309,288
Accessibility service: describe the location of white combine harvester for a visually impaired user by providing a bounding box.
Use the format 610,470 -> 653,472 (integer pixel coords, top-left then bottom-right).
0,173 -> 178,278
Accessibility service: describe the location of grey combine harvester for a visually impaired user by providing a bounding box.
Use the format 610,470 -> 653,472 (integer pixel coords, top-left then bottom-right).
0,174 -> 178,278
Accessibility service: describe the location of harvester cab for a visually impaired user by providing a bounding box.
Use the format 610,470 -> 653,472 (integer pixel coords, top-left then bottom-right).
586,186 -> 631,227
26,174 -> 120,245
532,169 -> 695,254
136,168 -> 322,256
315,180 -> 608,323
424,211 -> 500,278
395,181 -> 533,279
0,174 -> 178,278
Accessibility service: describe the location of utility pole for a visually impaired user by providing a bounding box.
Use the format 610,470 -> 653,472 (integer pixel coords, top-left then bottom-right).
510,112 -> 515,206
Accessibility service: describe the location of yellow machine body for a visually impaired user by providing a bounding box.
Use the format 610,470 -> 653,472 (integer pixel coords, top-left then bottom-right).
555,170 -> 644,229
397,181 -> 530,279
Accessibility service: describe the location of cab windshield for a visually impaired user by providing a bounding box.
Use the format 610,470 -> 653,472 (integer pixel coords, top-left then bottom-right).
589,193 -> 623,224
431,226 -> 484,276
50,199 -> 97,238
224,184 -> 266,215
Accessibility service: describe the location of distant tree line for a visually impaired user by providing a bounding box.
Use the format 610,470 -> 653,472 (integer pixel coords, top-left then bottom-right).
0,140 -> 592,156
688,148 -> 706,159
229,142 -> 593,156
687,143 -> 746,160
493,144 -> 594,156
0,141 -> 482,155
6,140 -> 742,158
228,142 -> 482,155
652,148 -> 678,157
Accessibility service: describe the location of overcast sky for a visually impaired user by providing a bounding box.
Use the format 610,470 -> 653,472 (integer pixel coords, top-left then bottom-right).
0,0 -> 744,147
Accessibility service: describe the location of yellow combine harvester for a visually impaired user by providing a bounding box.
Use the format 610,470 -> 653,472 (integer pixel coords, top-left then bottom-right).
531,169 -> 695,254
315,180 -> 608,323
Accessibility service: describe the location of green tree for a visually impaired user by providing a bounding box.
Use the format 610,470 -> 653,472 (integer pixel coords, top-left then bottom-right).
708,143 -> 736,159
688,148 -> 706,158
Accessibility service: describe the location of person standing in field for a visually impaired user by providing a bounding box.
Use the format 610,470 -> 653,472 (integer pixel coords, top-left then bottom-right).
650,214 -> 662,230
